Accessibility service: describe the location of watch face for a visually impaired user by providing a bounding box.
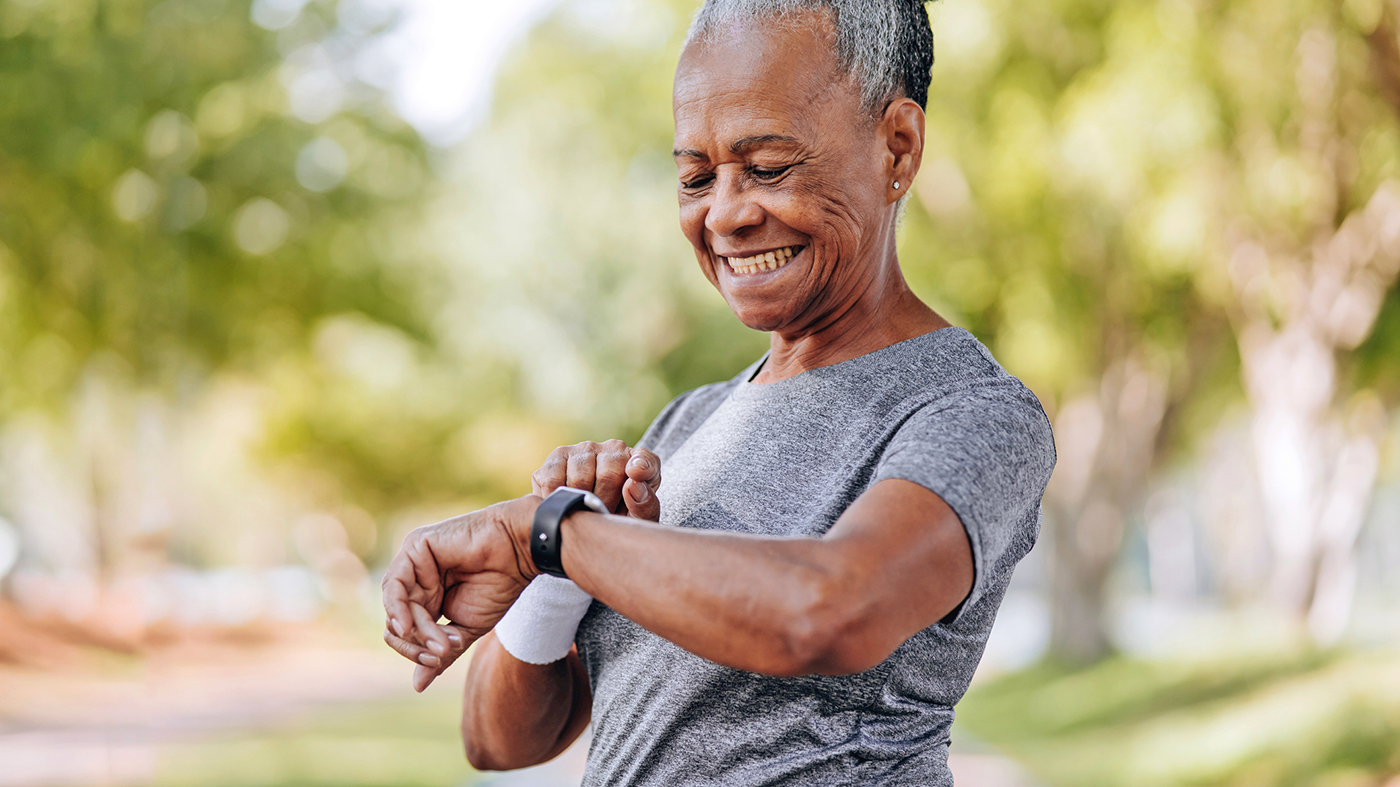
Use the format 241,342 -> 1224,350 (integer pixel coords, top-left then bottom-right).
581,491 -> 607,514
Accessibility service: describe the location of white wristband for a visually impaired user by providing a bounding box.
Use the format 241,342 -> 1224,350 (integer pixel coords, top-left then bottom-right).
494,574 -> 595,665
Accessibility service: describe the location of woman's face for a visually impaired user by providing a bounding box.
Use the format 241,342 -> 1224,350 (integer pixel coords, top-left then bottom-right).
673,12 -> 895,334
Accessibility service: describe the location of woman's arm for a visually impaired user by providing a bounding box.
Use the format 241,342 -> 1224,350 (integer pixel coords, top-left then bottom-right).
460,632 -> 592,770
383,440 -> 653,770
562,478 -> 972,676
383,477 -> 973,680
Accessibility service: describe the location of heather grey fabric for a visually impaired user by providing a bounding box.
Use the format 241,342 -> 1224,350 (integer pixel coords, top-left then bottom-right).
573,327 -> 1055,786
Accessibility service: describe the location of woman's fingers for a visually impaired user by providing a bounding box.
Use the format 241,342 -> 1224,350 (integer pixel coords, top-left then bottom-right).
626,448 -> 662,491
592,440 -> 632,512
622,478 -> 661,521
410,601 -> 455,657
378,508 -> 529,690
532,446 -> 570,497
564,444 -> 598,492
409,622 -> 472,692
532,441 -> 642,513
412,662 -> 437,693
383,602 -> 450,670
393,606 -> 472,693
384,627 -> 435,668
381,556 -> 421,643
623,449 -> 662,521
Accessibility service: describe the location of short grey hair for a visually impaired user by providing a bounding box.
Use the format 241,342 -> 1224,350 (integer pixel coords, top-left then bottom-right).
684,0 -> 936,115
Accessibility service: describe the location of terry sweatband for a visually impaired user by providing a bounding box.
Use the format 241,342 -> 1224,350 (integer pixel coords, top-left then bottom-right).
494,574 -> 595,665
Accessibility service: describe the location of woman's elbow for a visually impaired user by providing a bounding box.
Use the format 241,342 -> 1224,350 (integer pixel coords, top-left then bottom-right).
463,736 -> 536,772
786,626 -> 891,676
462,723 -> 538,772
462,731 -> 503,771
778,586 -> 891,676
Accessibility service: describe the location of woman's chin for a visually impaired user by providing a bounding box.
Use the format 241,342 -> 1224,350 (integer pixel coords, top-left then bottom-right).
725,300 -> 796,334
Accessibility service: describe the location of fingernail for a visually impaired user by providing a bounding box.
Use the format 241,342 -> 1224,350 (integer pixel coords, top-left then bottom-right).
630,455 -> 650,470
447,632 -> 462,645
428,639 -> 445,654
418,652 -> 440,667
391,619 -> 404,637
632,483 -> 648,502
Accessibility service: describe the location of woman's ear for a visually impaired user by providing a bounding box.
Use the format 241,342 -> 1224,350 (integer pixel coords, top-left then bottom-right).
881,97 -> 926,204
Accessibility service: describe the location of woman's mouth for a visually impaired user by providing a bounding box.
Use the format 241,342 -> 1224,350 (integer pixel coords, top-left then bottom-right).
723,246 -> 802,275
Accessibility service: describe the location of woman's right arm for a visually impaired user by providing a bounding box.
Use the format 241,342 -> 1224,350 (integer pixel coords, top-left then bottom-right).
435,438 -> 657,769
461,631 -> 592,770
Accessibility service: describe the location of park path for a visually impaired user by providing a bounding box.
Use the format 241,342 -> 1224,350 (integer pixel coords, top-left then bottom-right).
0,632 -> 1038,787
0,632 -> 413,787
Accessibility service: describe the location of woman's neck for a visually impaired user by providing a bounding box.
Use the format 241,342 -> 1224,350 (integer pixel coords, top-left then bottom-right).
753,264 -> 949,385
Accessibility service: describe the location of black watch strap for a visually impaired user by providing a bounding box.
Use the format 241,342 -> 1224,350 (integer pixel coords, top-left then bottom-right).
531,487 -> 605,578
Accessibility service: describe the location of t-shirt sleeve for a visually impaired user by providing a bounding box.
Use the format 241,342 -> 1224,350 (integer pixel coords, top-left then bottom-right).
873,380 -> 1055,625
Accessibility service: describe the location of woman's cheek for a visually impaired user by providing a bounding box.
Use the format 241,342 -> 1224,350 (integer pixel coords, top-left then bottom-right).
809,195 -> 866,264
677,200 -> 707,248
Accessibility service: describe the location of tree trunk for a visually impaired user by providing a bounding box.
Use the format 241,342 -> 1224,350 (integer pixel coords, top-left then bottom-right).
1045,357 -> 1167,665
1216,15 -> 1400,644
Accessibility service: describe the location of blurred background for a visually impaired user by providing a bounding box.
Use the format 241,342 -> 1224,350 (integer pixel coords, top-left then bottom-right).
1,0 -> 1398,785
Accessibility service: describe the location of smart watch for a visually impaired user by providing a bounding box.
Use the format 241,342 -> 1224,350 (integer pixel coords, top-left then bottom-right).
531,487 -> 607,578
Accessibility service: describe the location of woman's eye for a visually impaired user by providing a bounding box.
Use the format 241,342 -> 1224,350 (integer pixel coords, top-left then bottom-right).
681,174 -> 714,190
752,166 -> 791,181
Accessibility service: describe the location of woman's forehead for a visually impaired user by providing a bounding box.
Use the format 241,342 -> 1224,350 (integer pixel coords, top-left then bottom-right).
672,18 -> 861,150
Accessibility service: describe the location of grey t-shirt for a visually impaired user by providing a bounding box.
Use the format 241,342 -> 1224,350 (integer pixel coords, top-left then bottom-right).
573,327 -> 1055,786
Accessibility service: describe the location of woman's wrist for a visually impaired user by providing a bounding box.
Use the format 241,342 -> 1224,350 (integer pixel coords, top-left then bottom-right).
502,494 -> 546,581
494,573 -> 594,664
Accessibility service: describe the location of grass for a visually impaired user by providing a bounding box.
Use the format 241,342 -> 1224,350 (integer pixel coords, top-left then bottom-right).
955,647 -> 1400,787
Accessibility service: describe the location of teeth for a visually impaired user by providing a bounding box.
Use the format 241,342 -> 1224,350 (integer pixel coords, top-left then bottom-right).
725,246 -> 800,275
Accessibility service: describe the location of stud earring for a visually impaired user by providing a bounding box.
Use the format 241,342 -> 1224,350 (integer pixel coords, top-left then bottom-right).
893,181 -> 901,190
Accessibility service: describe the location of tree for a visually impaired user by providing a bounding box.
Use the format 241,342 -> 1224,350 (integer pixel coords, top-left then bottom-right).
900,0 -> 1234,662
0,0 -> 449,579
1216,2 -> 1400,642
901,0 -> 1400,660
425,0 -> 768,446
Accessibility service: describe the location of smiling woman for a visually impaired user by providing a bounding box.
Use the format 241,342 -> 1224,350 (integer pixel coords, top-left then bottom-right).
672,6 -> 938,368
380,2 -> 1056,785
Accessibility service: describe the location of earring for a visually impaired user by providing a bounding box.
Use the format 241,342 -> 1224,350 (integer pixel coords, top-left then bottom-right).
893,181 -> 901,190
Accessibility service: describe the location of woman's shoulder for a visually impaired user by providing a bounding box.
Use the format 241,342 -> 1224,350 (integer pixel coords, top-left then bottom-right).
897,326 -> 1006,382
864,329 -> 1053,450
822,327 -> 1020,405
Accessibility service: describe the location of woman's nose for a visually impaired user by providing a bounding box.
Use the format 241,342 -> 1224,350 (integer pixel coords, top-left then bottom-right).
704,176 -> 765,237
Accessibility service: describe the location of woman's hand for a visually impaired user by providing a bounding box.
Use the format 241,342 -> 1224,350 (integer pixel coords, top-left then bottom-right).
531,439 -> 661,521
381,497 -> 540,691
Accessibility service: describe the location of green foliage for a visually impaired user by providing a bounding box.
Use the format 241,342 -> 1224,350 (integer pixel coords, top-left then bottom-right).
4,0 -> 1399,564
957,648 -> 1400,787
439,0 -> 768,447
0,0 -> 493,537
1352,284 -> 1400,398
960,650 -> 1337,739
899,0 -> 1400,432
0,0 -> 771,555
0,0 -> 433,404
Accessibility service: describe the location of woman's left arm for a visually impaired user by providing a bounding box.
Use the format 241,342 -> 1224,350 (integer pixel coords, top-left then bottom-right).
384,478 -> 972,678
561,478 -> 972,676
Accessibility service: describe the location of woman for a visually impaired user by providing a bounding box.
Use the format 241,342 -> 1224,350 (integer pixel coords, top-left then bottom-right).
382,1 -> 1054,784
